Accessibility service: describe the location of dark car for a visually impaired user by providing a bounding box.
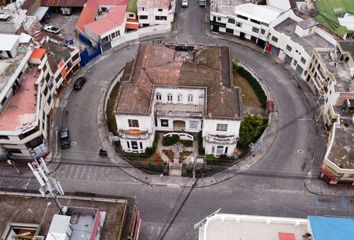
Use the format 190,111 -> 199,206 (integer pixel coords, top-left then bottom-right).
99,148 -> 108,157
60,128 -> 71,149
73,77 -> 87,90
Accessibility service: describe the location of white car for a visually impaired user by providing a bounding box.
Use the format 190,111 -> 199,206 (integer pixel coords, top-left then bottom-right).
181,0 -> 188,7
43,25 -> 61,34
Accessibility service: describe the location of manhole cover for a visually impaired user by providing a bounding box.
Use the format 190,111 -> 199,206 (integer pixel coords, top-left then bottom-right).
71,141 -> 77,146
297,149 -> 304,154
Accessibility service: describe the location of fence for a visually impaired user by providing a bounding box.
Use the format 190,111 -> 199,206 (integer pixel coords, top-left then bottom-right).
80,44 -> 101,67
163,132 -> 194,141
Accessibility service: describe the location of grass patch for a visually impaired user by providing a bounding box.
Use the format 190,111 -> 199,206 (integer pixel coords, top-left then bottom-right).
234,73 -> 262,108
314,0 -> 354,37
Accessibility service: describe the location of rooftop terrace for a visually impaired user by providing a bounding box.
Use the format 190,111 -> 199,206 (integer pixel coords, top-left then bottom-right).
199,213 -> 308,240
41,40 -> 72,72
274,18 -> 333,55
0,195 -> 129,239
0,46 -> 31,96
0,67 -> 39,132
210,0 -> 246,15
327,106 -> 354,169
317,49 -> 354,92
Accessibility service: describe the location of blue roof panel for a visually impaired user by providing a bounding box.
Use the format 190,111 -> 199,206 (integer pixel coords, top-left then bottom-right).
309,216 -> 354,240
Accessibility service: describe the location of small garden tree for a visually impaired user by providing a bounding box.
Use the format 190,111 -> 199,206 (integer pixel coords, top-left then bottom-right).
239,114 -> 268,147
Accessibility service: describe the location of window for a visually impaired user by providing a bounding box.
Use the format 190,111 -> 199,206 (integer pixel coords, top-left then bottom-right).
211,146 -> 215,153
250,19 -> 260,24
45,73 -> 50,82
55,75 -> 61,83
167,93 -> 173,102
228,18 -> 235,24
236,22 -> 242,27
190,121 -> 198,129
260,29 -> 265,35
252,27 -> 259,33
300,57 -> 306,65
139,15 -> 148,19
128,119 -> 139,128
271,36 -> 278,42
226,28 -> 234,34
0,135 -> 9,140
140,142 -> 143,149
127,141 -> 130,149
43,86 -> 48,96
42,64 -> 47,73
158,8 -> 163,11
293,60 -> 297,66
217,17 -> 221,21
216,146 -> 223,155
216,123 -> 228,131
72,53 -> 79,62
129,13 -> 135,17
1,96 -> 7,106
161,119 -> 169,127
188,94 -> 193,103
7,149 -> 22,154
236,14 -> 247,20
156,92 -> 161,101
177,94 -> 182,102
286,45 -> 292,52
155,16 -> 167,20
131,141 -> 138,149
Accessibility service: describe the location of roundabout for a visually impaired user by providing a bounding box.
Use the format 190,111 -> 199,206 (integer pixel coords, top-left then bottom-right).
46,2 -> 353,240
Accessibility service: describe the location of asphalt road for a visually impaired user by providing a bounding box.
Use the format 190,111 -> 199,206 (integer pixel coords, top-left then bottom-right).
1,2 -> 353,240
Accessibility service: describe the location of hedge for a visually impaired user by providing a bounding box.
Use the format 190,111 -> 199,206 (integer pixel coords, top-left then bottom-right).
236,66 -> 267,108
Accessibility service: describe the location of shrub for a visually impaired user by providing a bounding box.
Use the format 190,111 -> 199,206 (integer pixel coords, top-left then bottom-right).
106,82 -> 120,135
198,131 -> 205,155
180,140 -> 193,147
239,114 -> 268,147
235,66 -> 267,108
206,154 -> 215,163
162,134 -> 180,146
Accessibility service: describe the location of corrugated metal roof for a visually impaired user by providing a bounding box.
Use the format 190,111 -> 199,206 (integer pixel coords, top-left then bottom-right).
41,0 -> 86,6
309,216 -> 354,240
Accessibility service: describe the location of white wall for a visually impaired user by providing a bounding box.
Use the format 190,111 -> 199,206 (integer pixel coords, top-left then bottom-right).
202,118 -> 241,137
116,114 -> 154,132
137,0 -> 175,26
155,87 -> 205,105
155,117 -> 202,132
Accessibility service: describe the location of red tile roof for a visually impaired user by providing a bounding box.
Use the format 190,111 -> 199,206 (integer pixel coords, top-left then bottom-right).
30,48 -> 46,60
84,5 -> 127,35
41,0 -> 86,6
76,0 -> 128,34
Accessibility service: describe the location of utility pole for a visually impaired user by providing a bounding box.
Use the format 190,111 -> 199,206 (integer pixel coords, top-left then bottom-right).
28,158 -> 65,215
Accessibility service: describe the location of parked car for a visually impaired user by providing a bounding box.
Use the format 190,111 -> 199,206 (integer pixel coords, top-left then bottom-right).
73,77 -> 87,90
181,0 -> 188,7
43,25 -> 61,34
99,148 -> 108,157
59,128 -> 71,149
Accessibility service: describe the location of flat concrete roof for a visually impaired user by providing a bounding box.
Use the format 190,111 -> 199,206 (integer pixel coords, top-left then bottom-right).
0,195 -> 129,239
235,3 -> 284,24
327,106 -> 354,169
41,40 -> 72,72
0,34 -> 19,51
0,47 -> 30,96
274,18 -> 333,55
317,49 -> 354,92
210,0 -> 244,14
199,214 -> 308,240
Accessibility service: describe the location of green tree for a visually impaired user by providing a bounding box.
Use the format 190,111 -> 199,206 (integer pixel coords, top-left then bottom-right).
239,114 -> 268,147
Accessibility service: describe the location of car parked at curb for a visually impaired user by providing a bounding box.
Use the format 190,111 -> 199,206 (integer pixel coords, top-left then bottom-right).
43,25 -> 61,34
73,77 -> 87,91
181,0 -> 188,8
59,128 -> 71,149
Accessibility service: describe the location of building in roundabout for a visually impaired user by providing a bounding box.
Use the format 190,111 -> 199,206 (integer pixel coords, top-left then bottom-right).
115,44 -> 243,157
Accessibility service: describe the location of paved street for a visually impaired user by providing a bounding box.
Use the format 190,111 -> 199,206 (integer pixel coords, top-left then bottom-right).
1,3 -> 354,240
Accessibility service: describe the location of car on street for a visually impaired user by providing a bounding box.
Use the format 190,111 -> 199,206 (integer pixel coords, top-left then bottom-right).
43,25 -> 61,34
99,148 -> 108,157
181,0 -> 188,7
59,128 -> 71,149
73,77 -> 87,90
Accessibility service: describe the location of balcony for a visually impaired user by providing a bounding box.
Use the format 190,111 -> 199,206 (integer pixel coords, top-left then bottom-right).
118,129 -> 152,140
205,134 -> 238,144
155,103 -> 204,118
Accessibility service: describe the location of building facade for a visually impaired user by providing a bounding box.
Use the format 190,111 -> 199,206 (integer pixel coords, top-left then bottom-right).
115,44 -> 243,157
0,36 -> 80,161
137,0 -> 175,27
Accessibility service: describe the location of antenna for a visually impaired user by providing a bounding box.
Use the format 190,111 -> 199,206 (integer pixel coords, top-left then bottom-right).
28,158 -> 65,215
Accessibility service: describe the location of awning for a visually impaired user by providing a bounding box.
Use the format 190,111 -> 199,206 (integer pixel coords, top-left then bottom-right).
33,6 -> 49,21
